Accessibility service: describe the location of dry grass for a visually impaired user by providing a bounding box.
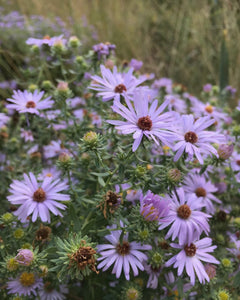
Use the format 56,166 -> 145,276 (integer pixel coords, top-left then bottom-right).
3,0 -> 240,93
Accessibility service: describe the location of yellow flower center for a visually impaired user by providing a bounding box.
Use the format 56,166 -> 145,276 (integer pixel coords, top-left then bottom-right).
218,291 -> 229,300
19,272 -> 35,286
205,105 -> 213,113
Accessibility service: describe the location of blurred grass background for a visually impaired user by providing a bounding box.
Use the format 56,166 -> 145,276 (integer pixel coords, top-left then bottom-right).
2,0 -> 240,94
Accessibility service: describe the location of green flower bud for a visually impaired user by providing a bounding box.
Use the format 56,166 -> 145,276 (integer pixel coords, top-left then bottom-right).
28,84 -> 38,92
221,258 -> 231,268
232,125 -> 240,136
7,258 -> 18,271
135,166 -> 146,177
138,229 -> 149,241
75,55 -> 84,64
167,168 -> 181,183
30,45 -> 40,54
1,212 -> 13,223
83,131 -> 98,146
217,290 -> 230,300
42,80 -> 53,90
13,228 -> 24,239
68,36 -> 81,48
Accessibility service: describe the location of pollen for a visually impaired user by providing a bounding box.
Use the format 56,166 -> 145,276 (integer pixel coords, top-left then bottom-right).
137,116 -> 152,131
195,187 -> 207,197
116,241 -> 131,256
184,131 -> 198,144
114,83 -> 127,93
33,188 -> 46,203
26,101 -> 36,108
184,243 -> 197,257
177,204 -> 191,219
19,272 -> 35,287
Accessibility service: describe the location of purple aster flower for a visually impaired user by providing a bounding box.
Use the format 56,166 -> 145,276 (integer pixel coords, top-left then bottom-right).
7,272 -> 43,297
89,64 -> 146,101
230,151 -> 240,172
203,84 -> 212,93
107,90 -> 176,151
172,115 -> 226,164
140,190 -> 169,221
15,249 -> 34,266
126,189 -> 143,205
6,90 -> 53,115
129,58 -> 143,71
26,35 -> 52,47
20,129 -> 34,142
0,112 -> 10,127
164,94 -> 187,114
143,262 -> 162,289
191,101 -> 228,125
92,42 -> 116,60
165,237 -> 219,285
151,78 -> 172,94
7,172 -> 70,223
158,188 -> 211,245
97,223 -> 151,280
183,173 -> 221,214
38,283 -> 68,300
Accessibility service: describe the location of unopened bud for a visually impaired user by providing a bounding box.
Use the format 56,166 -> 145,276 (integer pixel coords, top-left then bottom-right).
167,168 -> 181,183
218,144 -> 234,160
28,84 -> 38,93
69,36 -> 81,48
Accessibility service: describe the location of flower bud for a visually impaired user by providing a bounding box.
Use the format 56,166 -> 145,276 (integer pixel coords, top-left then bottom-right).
167,168 -> 181,183
204,263 -> 216,279
233,125 -> 240,137
1,212 -> 13,224
135,166 -> 146,177
221,258 -> 231,268
7,258 -> 18,271
13,228 -> 24,239
218,144 -> 234,160
68,36 -> 81,48
83,131 -> 98,146
42,80 -> 53,91
31,45 -> 40,54
28,84 -> 38,93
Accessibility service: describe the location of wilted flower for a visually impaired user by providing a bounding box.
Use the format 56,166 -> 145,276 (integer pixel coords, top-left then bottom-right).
15,249 -> 34,266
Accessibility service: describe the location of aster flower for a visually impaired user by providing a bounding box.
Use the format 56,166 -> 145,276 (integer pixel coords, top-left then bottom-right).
20,129 -> 34,142
183,173 -> 221,214
165,237 -> 219,285
158,188 -> 211,245
143,262 -> 162,289
26,34 -> 66,47
6,90 -> 53,115
0,112 -> 10,127
172,114 -> 225,164
97,223 -> 151,280
38,283 -> 68,300
7,172 -> 70,223
140,190 -> 169,222
89,64 -> 146,101
151,78 -> 172,94
191,100 -> 228,125
107,90 -> 176,151
164,94 -> 187,114
7,272 -> 43,297
15,249 -> 34,266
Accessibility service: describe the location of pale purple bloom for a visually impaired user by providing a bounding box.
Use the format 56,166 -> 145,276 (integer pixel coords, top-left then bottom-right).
191,101 -> 228,124
20,129 -> 34,142
0,112 -> 10,127
152,78 -> 172,94
97,224 -> 151,280
203,84 -> 212,93
230,151 -> 240,172
89,64 -> 146,101
43,141 -> 69,159
225,85 -> 237,97
38,284 -> 68,300
183,173 -> 221,214
140,190 -> 169,221
165,237 -> 219,285
7,272 -> 43,297
129,58 -> 143,71
143,262 -> 162,289
92,42 -> 116,60
126,189 -> 143,205
164,94 -> 187,114
26,35 -> 66,47
15,249 -> 34,266
158,188 -> 211,245
218,144 -> 234,160
107,90 -> 176,151
172,115 -> 226,164
6,90 -> 53,115
7,172 -> 70,223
